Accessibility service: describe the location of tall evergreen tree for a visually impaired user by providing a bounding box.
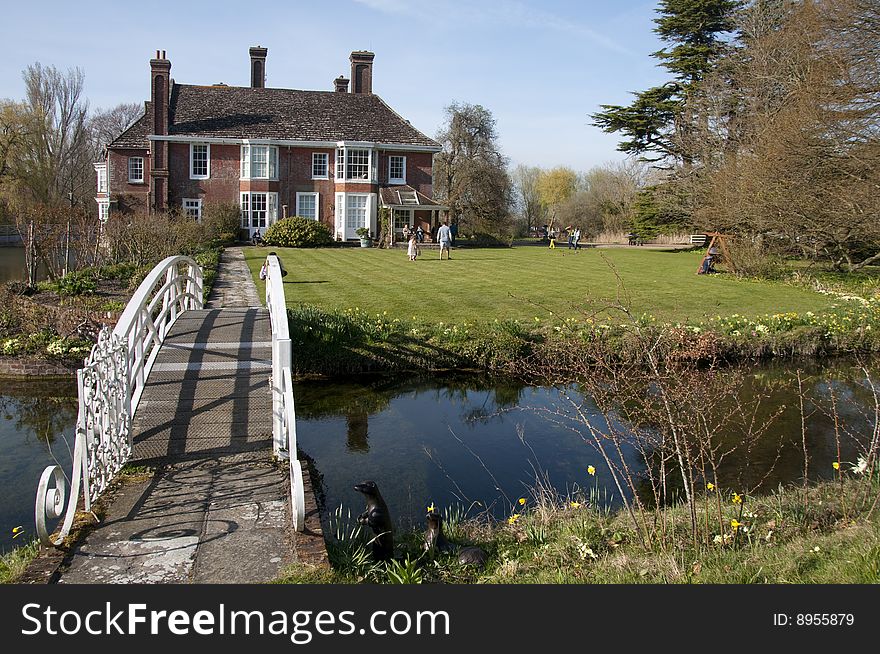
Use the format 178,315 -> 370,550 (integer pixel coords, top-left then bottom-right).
591,0 -> 741,164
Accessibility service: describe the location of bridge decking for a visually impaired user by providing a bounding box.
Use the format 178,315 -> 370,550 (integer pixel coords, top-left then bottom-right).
132,308 -> 272,461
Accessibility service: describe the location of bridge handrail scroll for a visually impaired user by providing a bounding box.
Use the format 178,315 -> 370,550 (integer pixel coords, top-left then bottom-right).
35,255 -> 203,546
265,254 -> 305,531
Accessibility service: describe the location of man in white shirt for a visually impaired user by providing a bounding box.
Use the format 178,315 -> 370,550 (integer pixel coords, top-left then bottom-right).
437,221 -> 452,260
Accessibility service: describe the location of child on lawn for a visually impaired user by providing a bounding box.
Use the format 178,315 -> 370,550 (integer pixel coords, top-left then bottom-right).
407,234 -> 420,261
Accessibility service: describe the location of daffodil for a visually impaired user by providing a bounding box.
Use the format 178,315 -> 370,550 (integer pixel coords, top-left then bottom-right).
518,498 -> 526,506
588,466 -> 596,476
732,493 -> 742,504
832,461 -> 840,470
730,519 -> 741,530
507,514 -> 520,525
570,501 -> 581,509
850,457 -> 868,475
706,482 -> 715,491
12,525 -> 24,539
426,503 -> 435,514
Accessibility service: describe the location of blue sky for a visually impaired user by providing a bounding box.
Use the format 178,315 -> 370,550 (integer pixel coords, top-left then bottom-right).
1,0 -> 668,171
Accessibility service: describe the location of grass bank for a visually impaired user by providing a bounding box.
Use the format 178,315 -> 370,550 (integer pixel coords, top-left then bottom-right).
277,475 -> 880,584
285,296 -> 880,376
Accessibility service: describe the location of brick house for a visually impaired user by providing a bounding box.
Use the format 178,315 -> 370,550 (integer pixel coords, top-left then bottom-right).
95,47 -> 445,241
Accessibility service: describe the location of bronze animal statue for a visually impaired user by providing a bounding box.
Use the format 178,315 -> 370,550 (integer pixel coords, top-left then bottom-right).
354,481 -> 394,562
424,511 -> 488,569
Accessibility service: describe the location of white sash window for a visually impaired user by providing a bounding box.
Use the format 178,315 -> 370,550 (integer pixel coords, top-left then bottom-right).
240,192 -> 278,228
240,144 -> 278,180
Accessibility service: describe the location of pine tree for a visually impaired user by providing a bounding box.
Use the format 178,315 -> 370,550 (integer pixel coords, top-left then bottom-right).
591,0 -> 742,164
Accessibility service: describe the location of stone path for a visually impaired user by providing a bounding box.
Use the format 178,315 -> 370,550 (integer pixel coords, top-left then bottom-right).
53,246 -> 326,584
207,246 -> 260,308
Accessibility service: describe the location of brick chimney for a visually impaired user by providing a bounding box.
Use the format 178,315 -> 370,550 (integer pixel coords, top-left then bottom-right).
250,46 -> 267,88
334,75 -> 350,93
349,51 -> 375,94
150,50 -> 171,211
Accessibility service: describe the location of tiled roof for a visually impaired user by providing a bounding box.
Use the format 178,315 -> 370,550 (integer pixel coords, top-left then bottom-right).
109,102 -> 152,149
379,185 -> 446,208
109,84 -> 439,149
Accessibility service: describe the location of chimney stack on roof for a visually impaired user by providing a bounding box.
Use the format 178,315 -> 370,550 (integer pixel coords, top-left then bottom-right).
349,51 -> 375,94
249,46 -> 267,88
334,75 -> 350,93
149,49 -> 171,210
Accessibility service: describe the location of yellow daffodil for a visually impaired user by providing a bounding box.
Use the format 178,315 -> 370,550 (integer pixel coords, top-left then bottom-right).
832,462 -> 840,470
732,493 -> 742,504
426,503 -> 435,514
730,519 -> 741,530
518,498 -> 526,506
588,466 -> 596,476
508,514 -> 520,525
570,501 -> 581,509
707,482 -> 715,491
12,525 -> 24,539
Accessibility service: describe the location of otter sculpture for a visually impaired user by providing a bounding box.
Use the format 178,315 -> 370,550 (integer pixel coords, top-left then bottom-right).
424,511 -> 488,569
354,481 -> 394,562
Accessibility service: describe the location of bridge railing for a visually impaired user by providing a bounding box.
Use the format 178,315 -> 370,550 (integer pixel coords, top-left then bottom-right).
265,254 -> 306,531
35,256 -> 203,546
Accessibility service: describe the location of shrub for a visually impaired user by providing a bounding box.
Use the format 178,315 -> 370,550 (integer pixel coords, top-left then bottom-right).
54,271 -> 97,297
202,202 -> 241,243
465,232 -> 510,248
264,216 -> 333,248
727,239 -> 787,280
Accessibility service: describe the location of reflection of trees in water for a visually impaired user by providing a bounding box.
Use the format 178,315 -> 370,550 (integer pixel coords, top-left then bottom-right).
616,361 -> 877,505
345,410 -> 369,453
0,379 -> 77,444
295,373 -> 528,436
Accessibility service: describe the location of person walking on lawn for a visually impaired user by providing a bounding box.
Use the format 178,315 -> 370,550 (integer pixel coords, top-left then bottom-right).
437,221 -> 453,260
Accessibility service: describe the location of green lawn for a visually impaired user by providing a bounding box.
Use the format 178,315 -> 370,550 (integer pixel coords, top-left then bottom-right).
245,246 -> 835,324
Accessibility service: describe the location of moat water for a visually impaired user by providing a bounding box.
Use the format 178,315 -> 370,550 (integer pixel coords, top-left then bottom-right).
1,360 -> 875,552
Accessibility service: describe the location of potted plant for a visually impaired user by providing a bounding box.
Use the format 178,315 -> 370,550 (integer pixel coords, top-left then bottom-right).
356,227 -> 372,247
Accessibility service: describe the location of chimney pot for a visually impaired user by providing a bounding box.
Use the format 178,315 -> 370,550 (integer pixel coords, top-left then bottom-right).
334,75 -> 350,93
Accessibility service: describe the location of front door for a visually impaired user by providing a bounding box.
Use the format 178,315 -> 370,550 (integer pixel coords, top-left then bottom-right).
345,194 -> 368,240
241,192 -> 277,240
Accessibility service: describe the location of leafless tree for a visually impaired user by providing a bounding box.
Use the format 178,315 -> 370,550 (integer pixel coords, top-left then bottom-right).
511,164 -> 545,236
434,102 -> 513,238
89,102 -> 142,157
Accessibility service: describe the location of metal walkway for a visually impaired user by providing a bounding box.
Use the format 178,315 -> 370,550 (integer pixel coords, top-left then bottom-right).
131,308 -> 272,462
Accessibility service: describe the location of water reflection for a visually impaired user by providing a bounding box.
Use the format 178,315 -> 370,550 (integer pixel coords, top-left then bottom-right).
0,377 -> 77,553
294,362 -> 877,531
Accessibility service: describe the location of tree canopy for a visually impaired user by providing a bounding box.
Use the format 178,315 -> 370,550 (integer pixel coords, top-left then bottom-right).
434,102 -> 512,238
